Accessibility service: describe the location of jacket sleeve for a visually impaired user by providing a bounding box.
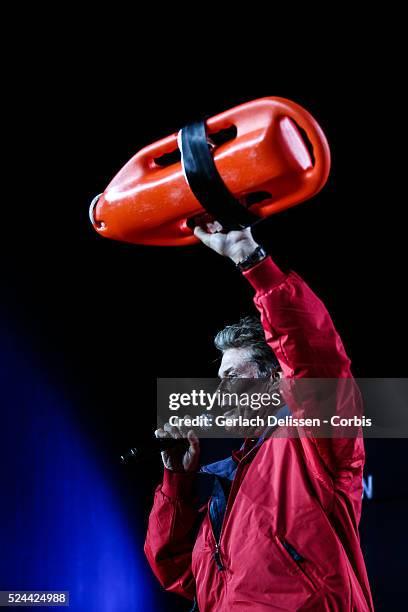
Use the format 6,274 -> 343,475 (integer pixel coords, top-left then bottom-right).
144,468 -> 198,601
243,256 -> 365,478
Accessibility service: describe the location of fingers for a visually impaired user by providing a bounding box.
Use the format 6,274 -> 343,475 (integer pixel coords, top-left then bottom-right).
177,419 -> 190,439
194,220 -> 223,240
206,220 -> 223,233
156,421 -> 200,445
194,225 -> 212,245
156,421 -> 196,440
155,426 -> 182,439
154,428 -> 171,438
163,422 -> 182,438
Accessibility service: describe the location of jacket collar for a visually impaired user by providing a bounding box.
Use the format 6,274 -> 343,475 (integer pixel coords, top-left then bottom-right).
199,404 -> 291,480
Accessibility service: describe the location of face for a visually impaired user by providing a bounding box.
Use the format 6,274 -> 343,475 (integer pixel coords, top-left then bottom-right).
217,348 -> 270,436
217,349 -> 282,438
218,347 -> 260,379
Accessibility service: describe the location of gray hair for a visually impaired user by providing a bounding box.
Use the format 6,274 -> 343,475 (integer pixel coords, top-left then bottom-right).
214,315 -> 279,376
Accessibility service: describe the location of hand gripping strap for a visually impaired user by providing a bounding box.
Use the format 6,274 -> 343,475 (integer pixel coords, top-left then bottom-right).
179,120 -> 259,231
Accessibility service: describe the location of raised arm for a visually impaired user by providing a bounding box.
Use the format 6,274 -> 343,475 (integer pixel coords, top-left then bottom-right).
194,225 -> 365,480
194,225 -> 350,379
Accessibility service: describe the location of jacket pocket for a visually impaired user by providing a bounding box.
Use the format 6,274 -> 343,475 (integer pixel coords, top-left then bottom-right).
275,536 -> 319,594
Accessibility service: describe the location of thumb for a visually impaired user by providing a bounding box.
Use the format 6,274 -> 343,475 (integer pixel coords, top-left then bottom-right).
194,225 -> 212,245
187,430 -> 200,454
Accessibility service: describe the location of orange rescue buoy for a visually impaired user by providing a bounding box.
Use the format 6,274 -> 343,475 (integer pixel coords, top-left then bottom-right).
90,97 -> 331,246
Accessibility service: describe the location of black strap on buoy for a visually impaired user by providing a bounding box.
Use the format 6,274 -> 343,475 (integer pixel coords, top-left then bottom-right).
179,120 -> 260,231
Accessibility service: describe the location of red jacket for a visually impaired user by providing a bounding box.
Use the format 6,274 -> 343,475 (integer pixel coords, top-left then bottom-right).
144,256 -> 374,611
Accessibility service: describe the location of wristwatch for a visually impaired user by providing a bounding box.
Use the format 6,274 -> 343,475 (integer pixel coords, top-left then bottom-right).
236,246 -> 267,272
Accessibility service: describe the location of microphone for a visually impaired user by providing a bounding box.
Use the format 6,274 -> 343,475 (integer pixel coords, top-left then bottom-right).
120,438 -> 190,464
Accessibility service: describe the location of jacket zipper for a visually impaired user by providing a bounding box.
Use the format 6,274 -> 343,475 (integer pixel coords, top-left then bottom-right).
282,539 -> 303,563
213,543 -> 224,571
211,441 -> 259,572
279,538 -> 318,591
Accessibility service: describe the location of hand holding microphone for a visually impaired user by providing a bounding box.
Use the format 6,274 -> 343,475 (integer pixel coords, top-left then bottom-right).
155,418 -> 200,473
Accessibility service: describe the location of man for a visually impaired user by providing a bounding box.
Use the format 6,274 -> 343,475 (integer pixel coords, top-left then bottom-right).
145,226 -> 374,611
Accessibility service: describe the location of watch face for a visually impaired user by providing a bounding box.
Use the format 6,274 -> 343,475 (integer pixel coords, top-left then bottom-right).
238,247 -> 266,271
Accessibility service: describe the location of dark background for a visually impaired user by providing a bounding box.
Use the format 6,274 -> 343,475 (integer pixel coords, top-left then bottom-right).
1,33 -> 407,611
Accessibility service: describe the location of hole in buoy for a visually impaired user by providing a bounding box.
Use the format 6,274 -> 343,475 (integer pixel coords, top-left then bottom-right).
241,191 -> 272,207
288,120 -> 315,167
154,149 -> 182,167
186,212 -> 215,230
207,124 -> 237,146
